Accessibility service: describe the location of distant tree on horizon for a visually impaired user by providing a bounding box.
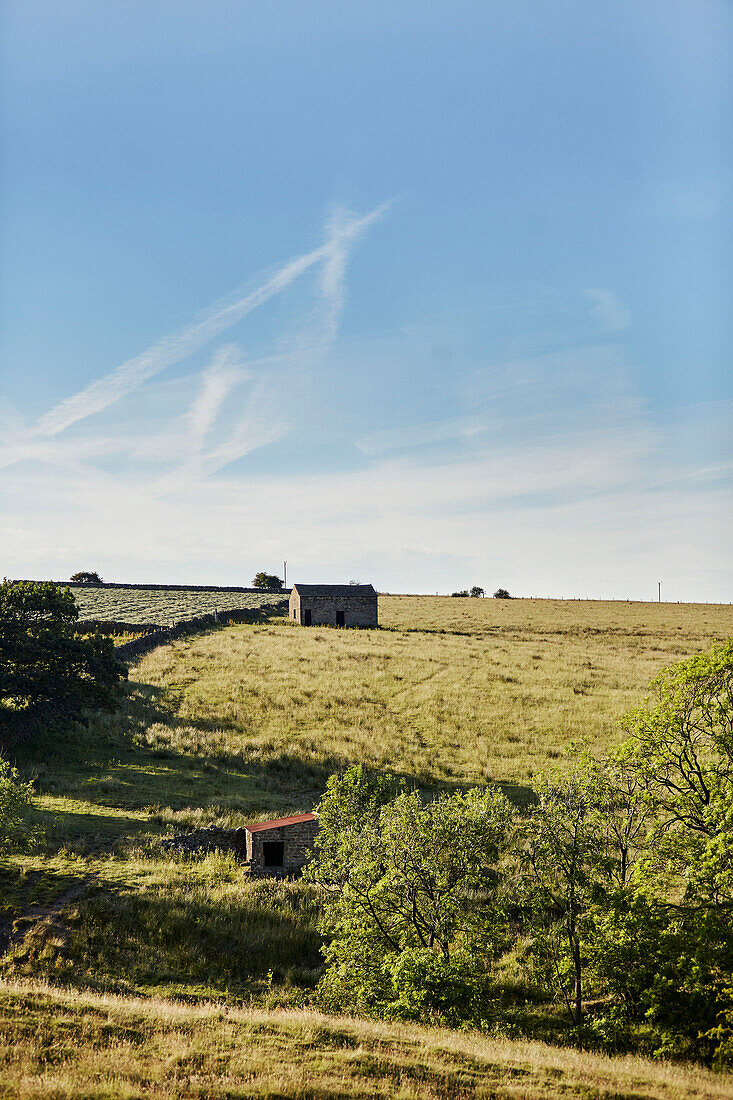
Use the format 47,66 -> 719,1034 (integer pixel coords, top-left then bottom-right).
493,588 -> 511,599
70,571 -> 103,585
252,572 -> 284,591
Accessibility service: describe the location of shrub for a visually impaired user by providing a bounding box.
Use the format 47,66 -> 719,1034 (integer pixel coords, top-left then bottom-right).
0,757 -> 36,854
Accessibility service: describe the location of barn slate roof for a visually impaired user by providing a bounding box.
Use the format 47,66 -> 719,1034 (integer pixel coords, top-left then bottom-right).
245,812 -> 317,833
291,583 -> 377,598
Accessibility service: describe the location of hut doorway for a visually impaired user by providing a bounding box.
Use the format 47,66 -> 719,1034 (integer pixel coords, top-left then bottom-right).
263,841 -> 284,867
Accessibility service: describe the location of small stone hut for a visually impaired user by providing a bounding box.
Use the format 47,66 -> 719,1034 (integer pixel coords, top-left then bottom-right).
289,583 -> 378,628
244,812 -> 319,876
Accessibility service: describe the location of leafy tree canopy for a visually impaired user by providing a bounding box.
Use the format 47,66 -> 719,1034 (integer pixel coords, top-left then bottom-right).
493,588 -> 511,599
252,572 -> 284,591
618,640 -> 733,843
0,579 -> 125,735
70,571 -> 102,584
306,765 -> 512,1022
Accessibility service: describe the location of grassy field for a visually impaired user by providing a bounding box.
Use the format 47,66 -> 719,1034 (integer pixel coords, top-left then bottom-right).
2,596 -> 732,1093
72,586 -> 286,626
133,595 -> 733,799
1,981 -> 730,1100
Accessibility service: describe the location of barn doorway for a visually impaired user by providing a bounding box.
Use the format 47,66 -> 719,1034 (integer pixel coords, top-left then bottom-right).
263,841 -> 284,867
336,610 -> 345,627
303,609 -> 312,626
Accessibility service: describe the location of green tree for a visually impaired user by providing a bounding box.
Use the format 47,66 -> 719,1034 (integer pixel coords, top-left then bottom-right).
0,757 -> 36,854
252,572 -> 284,591
520,757 -> 615,1045
70,571 -> 102,584
470,586 -> 485,597
307,766 -> 512,1022
0,580 -> 125,734
619,641 -> 733,844
602,643 -> 733,1061
493,588 -> 511,599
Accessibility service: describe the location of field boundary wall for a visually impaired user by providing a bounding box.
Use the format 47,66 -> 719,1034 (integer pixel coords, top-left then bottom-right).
112,601 -> 288,661
13,580 -> 282,593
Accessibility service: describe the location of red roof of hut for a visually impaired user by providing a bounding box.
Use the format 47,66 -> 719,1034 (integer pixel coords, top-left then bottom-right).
245,812 -> 317,833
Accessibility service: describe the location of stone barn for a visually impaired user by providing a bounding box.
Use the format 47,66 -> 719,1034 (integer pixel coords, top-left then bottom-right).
243,812 -> 319,877
289,583 -> 378,628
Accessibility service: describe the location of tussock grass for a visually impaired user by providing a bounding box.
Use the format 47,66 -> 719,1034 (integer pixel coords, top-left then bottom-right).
5,853 -> 322,1002
0,979 -> 728,1099
131,596 -> 733,800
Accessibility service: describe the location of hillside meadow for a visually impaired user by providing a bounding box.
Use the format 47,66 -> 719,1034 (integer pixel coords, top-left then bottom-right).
1,981 -> 730,1100
2,595 -> 733,1094
131,594 -> 733,800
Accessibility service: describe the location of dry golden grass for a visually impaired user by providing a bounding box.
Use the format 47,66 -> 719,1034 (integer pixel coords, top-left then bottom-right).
0,979 -> 728,1099
133,596 -> 733,801
381,594 -> 733,643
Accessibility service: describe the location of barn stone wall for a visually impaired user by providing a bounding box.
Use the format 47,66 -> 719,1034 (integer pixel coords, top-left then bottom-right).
159,818 -> 320,878
289,592 -> 378,628
246,818 -> 320,875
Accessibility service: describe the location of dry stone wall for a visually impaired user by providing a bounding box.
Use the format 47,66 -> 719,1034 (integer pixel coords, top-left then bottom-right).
160,825 -> 249,858
113,601 -> 287,661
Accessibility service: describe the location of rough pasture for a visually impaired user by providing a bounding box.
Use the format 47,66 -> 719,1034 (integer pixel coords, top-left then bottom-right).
2,595 -> 732,1091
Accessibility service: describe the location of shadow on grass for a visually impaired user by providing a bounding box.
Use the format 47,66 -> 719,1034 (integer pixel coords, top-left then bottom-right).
3,873 -> 324,1002
9,657 -> 537,852
0,863 -> 104,957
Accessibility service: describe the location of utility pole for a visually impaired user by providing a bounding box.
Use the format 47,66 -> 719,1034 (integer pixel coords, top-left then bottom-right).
283,561 -> 287,589
658,581 -> 661,604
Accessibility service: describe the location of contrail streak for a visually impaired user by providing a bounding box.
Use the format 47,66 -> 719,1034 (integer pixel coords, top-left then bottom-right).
34,202 -> 389,438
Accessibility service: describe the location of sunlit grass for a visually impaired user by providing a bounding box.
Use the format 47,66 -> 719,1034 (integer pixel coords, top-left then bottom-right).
131,595 -> 733,799
0,980 -> 729,1100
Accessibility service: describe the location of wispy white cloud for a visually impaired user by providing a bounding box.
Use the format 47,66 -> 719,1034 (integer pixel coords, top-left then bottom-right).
24,202 -> 389,444
3,394 -> 730,600
357,416 -> 486,456
0,202 -> 389,481
584,288 -> 630,333
187,345 -> 250,450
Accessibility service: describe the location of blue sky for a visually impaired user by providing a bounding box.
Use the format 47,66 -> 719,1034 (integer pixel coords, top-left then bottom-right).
1,1 -> 731,599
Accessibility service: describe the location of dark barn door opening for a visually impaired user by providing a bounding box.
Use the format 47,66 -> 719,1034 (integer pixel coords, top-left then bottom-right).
263,841 -> 284,867
336,610 -> 345,626
304,609 -> 312,626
